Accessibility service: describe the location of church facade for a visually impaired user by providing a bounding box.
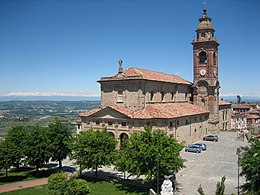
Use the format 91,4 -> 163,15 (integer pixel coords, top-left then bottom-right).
77,9 -> 231,146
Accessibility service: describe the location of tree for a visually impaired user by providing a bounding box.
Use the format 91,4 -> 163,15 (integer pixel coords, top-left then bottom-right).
0,139 -> 13,177
239,138 -> 260,194
115,127 -> 185,181
237,95 -> 241,104
197,176 -> 226,195
70,129 -> 117,177
197,184 -> 205,195
4,125 -> 28,169
215,176 -> 226,195
25,125 -> 52,177
48,119 -> 72,172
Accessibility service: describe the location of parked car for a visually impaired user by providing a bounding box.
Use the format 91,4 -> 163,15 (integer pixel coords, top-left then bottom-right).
194,143 -> 207,150
185,144 -> 202,153
255,134 -> 260,139
203,135 -> 218,142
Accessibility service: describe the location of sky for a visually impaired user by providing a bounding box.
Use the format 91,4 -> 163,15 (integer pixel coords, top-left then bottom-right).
0,0 -> 260,99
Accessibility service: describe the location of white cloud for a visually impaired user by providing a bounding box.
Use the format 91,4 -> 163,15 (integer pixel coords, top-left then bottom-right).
1,92 -> 100,97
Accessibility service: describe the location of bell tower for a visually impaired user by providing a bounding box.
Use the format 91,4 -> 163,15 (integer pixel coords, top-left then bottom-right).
192,8 -> 220,133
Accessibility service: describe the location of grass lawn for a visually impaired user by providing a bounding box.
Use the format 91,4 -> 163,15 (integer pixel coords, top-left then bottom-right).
1,180 -> 149,195
1,168 -> 150,194
0,167 -> 53,186
1,185 -> 51,195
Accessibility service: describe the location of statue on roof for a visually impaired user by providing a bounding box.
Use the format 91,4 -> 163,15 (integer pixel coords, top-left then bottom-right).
118,59 -> 123,74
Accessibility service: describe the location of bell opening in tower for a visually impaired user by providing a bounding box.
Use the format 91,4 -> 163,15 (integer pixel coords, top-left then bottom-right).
199,51 -> 207,64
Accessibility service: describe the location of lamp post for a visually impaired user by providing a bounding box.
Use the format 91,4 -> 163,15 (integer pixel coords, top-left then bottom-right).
236,148 -> 241,195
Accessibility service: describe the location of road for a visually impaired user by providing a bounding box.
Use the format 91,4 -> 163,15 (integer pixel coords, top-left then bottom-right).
176,131 -> 249,195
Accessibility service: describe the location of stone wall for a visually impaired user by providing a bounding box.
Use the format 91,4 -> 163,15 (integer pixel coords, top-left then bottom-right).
219,104 -> 232,131
80,113 -> 209,146
100,80 -> 192,111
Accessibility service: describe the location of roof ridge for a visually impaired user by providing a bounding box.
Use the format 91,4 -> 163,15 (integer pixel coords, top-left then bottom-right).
128,67 -> 178,76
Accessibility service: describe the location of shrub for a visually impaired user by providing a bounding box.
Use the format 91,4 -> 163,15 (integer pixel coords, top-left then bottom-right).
66,178 -> 91,195
48,172 -> 66,194
48,172 -> 90,195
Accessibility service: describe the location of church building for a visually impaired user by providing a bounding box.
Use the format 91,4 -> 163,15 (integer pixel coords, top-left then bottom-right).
77,8 -> 231,146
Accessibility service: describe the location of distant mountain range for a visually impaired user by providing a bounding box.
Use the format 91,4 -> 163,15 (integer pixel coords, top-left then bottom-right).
1,95 -> 260,103
221,96 -> 260,103
0,96 -> 100,101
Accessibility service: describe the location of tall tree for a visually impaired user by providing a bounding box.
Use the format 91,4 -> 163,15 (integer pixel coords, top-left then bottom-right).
115,126 -> 185,181
70,129 -> 117,177
239,138 -> 260,194
48,119 -> 72,172
237,95 -> 241,104
0,140 -> 13,177
4,125 -> 28,169
25,125 -> 52,177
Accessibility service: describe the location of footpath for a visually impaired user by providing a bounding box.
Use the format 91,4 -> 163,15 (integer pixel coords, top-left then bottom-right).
0,178 -> 48,193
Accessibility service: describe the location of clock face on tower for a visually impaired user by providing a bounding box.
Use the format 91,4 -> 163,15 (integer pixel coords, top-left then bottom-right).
200,69 -> 206,76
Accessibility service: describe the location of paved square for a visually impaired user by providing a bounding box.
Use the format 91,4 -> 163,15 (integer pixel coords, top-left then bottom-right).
176,131 -> 249,195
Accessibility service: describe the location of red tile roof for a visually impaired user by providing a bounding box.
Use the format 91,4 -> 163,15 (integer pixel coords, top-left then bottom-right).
247,114 -> 260,119
79,103 -> 208,119
99,68 -> 191,85
79,108 -> 101,117
219,99 -> 232,106
133,103 -> 209,119
232,104 -> 253,109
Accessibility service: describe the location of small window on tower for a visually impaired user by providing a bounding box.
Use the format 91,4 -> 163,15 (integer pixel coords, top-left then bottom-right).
199,51 -> 207,64
201,33 -> 205,37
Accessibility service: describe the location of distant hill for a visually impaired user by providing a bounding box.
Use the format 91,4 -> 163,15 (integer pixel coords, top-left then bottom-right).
221,96 -> 260,103
0,96 -> 100,101
1,95 -> 260,103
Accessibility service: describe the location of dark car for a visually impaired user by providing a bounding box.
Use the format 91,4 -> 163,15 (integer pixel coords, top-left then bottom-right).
203,135 -> 218,142
185,144 -> 202,153
194,143 -> 207,150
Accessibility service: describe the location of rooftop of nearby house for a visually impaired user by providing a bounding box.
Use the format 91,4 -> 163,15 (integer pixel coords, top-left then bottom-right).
247,114 -> 260,119
219,99 -> 232,106
232,104 -> 254,109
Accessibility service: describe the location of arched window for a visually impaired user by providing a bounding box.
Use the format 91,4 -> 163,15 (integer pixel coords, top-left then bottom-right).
161,92 -> 165,101
120,133 -> 129,148
108,132 -> 115,138
213,52 -> 217,65
150,91 -> 154,101
199,51 -> 207,64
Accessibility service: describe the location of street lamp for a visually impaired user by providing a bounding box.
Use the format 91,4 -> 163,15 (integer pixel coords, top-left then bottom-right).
236,148 -> 241,195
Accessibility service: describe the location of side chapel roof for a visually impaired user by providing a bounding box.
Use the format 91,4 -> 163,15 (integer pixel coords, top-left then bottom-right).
79,103 -> 209,119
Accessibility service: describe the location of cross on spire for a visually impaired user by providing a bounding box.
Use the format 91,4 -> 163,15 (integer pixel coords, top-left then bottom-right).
203,0 -> 207,11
